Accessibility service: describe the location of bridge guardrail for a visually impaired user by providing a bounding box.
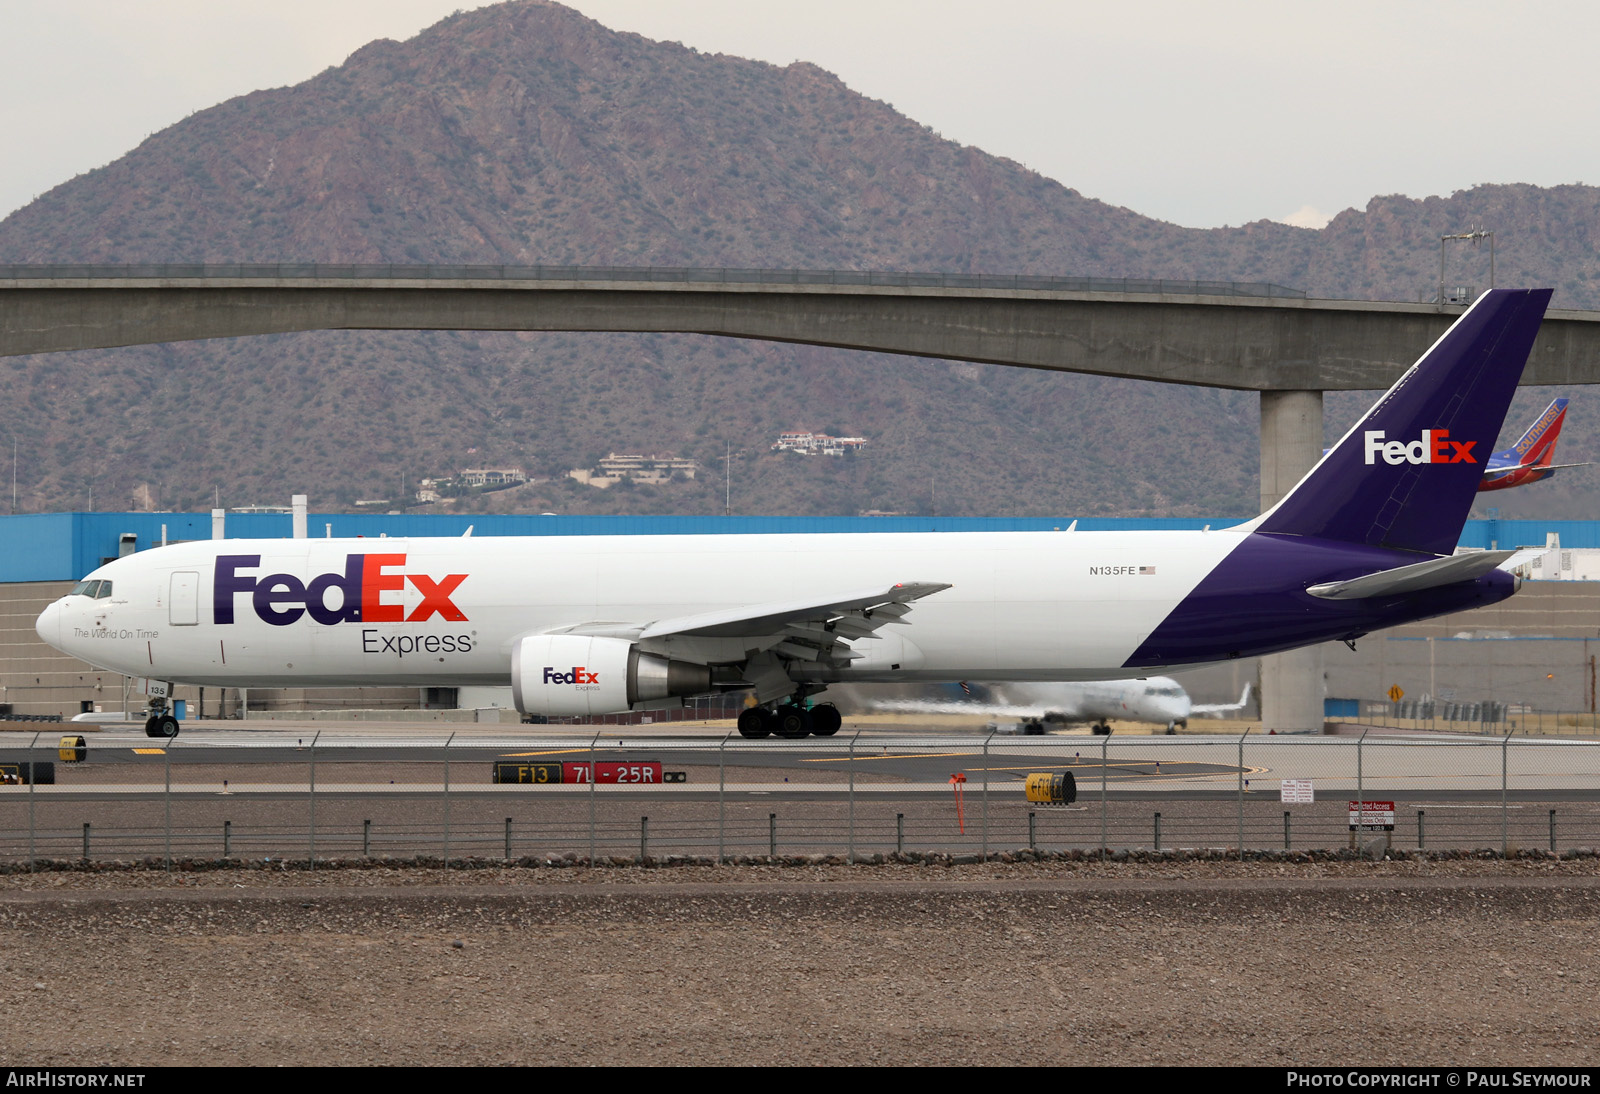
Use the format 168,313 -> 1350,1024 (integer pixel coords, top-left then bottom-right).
0,262 -> 1307,299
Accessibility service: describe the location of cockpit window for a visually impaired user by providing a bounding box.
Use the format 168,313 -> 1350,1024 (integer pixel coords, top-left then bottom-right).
69,579 -> 112,598
70,580 -> 93,596
94,581 -> 112,599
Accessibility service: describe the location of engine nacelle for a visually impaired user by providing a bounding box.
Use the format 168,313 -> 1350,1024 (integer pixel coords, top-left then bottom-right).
511,634 -> 711,716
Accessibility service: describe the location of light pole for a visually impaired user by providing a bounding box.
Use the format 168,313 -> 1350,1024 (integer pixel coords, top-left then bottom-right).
1439,227 -> 1495,305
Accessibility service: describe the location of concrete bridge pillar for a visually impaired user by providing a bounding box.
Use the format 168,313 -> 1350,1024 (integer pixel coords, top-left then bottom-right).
1258,390 -> 1326,733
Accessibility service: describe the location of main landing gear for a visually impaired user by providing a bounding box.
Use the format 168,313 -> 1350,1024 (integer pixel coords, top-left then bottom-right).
736,701 -> 843,739
144,697 -> 180,739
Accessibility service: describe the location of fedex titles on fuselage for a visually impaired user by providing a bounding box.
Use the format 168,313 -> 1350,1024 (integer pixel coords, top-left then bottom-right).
1363,429 -> 1477,466
214,553 -> 474,655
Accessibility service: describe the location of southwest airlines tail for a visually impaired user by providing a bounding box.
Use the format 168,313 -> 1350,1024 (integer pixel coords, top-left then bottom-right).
1479,397 -> 1589,491
1249,288 -> 1552,555
1507,397 -> 1568,463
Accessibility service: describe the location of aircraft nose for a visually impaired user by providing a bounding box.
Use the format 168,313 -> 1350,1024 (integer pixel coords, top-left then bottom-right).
35,600 -> 61,649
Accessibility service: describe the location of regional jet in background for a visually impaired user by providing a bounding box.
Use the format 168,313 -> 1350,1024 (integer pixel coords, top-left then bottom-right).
863,678 -> 1253,734
1477,397 -> 1590,491
1325,397 -> 1588,492
36,290 -> 1551,739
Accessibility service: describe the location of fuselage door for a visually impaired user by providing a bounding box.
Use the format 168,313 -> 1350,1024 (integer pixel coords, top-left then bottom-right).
170,571 -> 200,626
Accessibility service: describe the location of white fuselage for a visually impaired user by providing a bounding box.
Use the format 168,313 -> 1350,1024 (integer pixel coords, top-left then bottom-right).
1006,678 -> 1193,726
35,530 -> 1245,688
868,677 -> 1194,727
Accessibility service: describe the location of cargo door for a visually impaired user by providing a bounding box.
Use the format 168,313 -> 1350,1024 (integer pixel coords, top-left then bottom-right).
169,571 -> 199,626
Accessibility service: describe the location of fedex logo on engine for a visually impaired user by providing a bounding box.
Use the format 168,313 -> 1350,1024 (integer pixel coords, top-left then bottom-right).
214,554 -> 467,627
1363,430 -> 1477,466
543,666 -> 600,686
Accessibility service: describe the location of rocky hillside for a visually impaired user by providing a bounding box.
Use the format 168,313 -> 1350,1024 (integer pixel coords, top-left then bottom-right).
0,0 -> 1595,520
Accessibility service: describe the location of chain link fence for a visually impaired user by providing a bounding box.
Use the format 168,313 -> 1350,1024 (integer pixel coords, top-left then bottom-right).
1331,704 -> 1600,738
1,730 -> 1598,866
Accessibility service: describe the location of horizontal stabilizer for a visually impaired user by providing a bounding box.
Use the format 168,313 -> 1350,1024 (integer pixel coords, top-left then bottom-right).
1306,550 -> 1516,601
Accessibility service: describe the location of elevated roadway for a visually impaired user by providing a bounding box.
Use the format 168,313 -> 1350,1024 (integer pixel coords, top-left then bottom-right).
10,265 -> 1600,733
6,264 -> 1600,390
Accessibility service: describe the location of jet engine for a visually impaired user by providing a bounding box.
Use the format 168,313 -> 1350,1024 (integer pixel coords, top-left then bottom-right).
511,634 -> 711,716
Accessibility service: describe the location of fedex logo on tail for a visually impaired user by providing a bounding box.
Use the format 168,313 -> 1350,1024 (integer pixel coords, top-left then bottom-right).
1363,430 -> 1477,466
214,554 -> 468,627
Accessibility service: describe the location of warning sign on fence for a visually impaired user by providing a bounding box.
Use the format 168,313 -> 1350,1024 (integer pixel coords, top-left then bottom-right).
1280,779 -> 1314,804
1347,800 -> 1395,830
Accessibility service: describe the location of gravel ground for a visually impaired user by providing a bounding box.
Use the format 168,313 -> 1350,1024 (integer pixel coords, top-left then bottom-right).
0,858 -> 1598,1066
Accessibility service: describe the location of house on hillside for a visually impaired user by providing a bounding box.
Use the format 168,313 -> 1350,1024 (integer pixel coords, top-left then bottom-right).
459,468 -> 527,488
568,453 -> 699,488
771,431 -> 868,456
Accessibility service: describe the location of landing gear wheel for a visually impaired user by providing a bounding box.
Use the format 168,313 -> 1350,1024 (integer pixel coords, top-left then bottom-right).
773,705 -> 811,738
145,714 -> 179,738
809,704 -> 842,737
737,707 -> 771,739
1091,722 -> 1113,736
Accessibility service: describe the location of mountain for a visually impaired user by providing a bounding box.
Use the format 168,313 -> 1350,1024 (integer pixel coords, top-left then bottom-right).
1,0 -> 1596,522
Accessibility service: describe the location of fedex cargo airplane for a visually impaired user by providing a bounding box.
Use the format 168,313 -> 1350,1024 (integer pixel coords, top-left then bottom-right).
35,289 -> 1551,739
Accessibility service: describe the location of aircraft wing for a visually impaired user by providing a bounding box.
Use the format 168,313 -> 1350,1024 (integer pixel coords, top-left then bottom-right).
545,581 -> 953,666
869,698 -> 1048,719
1306,551 -> 1516,601
635,582 -> 951,640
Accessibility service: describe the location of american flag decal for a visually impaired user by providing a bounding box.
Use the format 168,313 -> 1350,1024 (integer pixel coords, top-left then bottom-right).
1139,566 -> 1157,575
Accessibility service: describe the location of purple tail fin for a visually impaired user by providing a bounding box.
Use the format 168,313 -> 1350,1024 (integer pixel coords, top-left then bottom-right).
1250,288 -> 1552,555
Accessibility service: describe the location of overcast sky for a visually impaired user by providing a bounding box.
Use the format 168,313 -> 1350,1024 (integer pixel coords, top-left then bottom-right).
1,1 -> 1595,229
